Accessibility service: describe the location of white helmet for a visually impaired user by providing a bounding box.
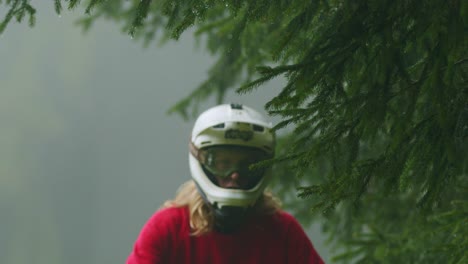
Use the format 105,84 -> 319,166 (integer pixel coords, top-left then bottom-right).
189,103 -> 275,209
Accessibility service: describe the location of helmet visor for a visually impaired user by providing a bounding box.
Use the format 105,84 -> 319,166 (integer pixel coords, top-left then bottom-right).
198,146 -> 269,178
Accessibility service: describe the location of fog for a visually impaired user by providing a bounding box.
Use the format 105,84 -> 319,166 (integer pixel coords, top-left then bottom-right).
0,3 -> 328,263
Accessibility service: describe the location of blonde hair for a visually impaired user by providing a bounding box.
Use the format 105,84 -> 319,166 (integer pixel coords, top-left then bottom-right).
163,180 -> 282,236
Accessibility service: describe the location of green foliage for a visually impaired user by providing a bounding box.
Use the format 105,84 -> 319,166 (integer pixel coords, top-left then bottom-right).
2,0 -> 467,262
0,0 -> 36,34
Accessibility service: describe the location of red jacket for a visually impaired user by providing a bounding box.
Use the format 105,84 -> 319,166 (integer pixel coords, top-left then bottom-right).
127,206 -> 324,264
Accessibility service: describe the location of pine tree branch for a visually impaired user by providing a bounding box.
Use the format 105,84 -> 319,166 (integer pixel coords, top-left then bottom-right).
129,0 -> 152,38
0,0 -> 35,34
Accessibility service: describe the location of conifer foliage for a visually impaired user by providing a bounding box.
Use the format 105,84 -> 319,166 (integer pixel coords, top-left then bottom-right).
2,0 -> 467,262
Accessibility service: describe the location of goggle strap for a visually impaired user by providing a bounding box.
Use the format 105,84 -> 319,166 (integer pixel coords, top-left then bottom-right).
189,141 -> 203,162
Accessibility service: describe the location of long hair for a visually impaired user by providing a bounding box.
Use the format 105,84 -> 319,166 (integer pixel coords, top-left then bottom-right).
163,180 -> 282,236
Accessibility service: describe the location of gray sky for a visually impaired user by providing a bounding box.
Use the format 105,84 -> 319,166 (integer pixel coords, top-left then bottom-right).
0,3 -> 328,263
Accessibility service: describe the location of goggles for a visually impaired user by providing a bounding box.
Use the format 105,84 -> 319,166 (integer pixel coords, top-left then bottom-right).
194,145 -> 269,178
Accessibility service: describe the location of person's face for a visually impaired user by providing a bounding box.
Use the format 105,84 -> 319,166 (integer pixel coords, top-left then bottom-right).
201,146 -> 268,190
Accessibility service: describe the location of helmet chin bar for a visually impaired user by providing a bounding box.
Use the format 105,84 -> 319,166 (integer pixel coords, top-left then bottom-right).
213,206 -> 252,234
193,181 -> 253,234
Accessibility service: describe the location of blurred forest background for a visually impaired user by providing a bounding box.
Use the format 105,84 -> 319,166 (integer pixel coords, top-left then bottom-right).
0,2 -> 328,264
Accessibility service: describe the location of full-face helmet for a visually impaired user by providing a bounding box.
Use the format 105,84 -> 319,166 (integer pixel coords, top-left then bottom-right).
189,103 -> 275,212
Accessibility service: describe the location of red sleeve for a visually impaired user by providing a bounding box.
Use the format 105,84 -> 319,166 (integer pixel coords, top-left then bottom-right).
282,213 -> 325,264
126,207 -> 183,264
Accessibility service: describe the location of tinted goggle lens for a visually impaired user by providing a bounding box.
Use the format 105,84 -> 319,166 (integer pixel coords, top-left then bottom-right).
199,147 -> 268,178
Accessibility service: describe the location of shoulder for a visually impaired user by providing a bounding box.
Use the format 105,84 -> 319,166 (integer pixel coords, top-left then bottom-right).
135,206 -> 190,244
270,211 -> 325,263
263,210 -> 309,238
253,210 -> 303,234
138,206 -> 189,236
270,210 -> 301,227
146,206 -> 188,228
153,206 -> 188,219
127,207 -> 190,263
274,210 -> 297,222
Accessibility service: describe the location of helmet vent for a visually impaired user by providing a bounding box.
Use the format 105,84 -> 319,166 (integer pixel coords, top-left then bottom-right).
252,125 -> 264,132
230,103 -> 243,110
201,141 -> 212,145
212,123 -> 225,129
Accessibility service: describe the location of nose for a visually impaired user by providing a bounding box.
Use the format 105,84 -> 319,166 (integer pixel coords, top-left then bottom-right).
228,171 -> 240,180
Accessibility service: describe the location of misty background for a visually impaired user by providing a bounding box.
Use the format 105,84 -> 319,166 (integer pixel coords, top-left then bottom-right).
1,3 -> 328,263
